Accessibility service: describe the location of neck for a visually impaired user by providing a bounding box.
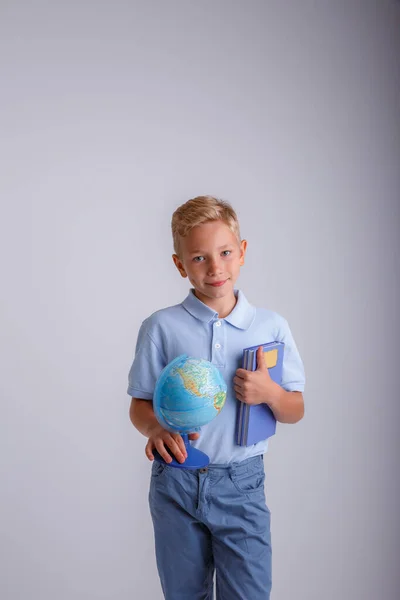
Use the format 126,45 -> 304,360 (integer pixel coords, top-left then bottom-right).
193,290 -> 237,318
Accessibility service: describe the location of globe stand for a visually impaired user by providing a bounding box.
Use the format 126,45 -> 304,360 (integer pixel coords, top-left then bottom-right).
153,433 -> 210,469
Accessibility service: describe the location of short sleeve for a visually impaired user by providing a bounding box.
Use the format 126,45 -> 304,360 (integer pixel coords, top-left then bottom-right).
277,318 -> 306,392
127,319 -> 166,400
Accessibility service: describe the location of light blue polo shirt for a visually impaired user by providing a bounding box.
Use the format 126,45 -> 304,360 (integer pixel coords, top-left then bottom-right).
127,289 -> 305,464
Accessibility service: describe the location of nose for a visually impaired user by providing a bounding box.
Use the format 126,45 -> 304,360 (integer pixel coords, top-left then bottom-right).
207,256 -> 223,276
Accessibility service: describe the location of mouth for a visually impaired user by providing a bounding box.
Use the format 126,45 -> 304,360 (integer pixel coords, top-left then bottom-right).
207,280 -> 228,287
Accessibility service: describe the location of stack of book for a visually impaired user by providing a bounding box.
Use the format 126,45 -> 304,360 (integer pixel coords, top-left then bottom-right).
236,341 -> 285,446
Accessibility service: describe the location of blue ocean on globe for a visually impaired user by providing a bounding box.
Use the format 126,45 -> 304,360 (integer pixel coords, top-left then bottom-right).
153,354 -> 227,433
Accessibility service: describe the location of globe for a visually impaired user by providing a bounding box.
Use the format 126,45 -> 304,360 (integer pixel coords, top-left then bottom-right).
153,354 -> 227,469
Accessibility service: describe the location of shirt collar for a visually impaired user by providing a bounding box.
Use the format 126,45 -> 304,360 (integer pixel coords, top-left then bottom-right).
181,289 -> 256,330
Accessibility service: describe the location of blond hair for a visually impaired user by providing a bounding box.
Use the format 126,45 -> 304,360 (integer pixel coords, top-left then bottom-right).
171,195 -> 241,256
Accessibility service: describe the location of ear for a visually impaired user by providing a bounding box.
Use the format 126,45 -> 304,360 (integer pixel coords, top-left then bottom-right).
239,239 -> 247,266
172,254 -> 188,278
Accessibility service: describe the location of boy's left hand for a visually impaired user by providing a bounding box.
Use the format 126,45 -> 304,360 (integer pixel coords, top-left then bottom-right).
233,346 -> 281,406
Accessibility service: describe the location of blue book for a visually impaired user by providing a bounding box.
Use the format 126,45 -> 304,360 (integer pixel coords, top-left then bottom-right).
236,342 -> 284,446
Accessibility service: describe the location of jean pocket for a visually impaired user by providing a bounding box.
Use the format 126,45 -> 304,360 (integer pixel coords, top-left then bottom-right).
230,468 -> 265,494
151,460 -> 167,479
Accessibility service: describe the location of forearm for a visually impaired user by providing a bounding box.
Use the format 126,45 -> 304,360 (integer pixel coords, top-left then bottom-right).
129,398 -> 160,437
267,387 -> 304,424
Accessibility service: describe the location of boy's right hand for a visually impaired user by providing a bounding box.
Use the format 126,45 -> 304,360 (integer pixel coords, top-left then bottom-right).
145,424 -> 200,464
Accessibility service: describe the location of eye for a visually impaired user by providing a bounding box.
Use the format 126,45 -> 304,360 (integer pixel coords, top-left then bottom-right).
193,256 -> 205,263
222,250 -> 231,256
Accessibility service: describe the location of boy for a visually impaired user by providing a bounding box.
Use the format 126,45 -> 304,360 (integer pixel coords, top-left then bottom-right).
128,196 -> 305,599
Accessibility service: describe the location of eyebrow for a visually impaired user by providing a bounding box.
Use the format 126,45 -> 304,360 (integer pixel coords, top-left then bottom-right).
189,245 -> 232,254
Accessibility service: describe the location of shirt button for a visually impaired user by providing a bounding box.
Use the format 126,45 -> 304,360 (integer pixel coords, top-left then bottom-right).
215,343 -> 221,349
215,321 -> 221,327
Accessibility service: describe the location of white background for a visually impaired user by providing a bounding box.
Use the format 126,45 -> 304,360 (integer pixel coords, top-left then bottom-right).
1,1 -> 399,598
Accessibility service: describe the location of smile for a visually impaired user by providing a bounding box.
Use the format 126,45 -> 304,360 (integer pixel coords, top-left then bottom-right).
207,280 -> 227,287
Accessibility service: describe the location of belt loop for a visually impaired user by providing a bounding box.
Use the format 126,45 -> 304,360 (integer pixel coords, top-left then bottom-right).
196,470 -> 201,510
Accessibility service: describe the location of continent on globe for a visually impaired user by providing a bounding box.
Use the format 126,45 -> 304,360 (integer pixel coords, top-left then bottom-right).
176,367 -> 204,397
213,391 -> 226,412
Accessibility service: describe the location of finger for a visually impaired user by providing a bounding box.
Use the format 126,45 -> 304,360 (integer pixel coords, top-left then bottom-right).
235,368 -> 247,379
256,346 -> 267,371
188,432 -> 200,440
235,380 -> 247,392
165,437 -> 186,464
154,439 -> 174,464
145,440 -> 154,461
173,433 -> 188,458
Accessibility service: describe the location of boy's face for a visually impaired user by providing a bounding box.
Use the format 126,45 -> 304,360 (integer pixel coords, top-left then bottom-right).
172,220 -> 247,308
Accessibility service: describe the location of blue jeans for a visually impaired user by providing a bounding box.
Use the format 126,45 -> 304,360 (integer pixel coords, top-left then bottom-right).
148,454 -> 272,599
